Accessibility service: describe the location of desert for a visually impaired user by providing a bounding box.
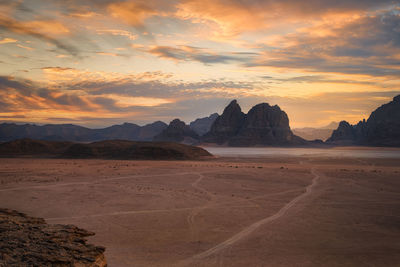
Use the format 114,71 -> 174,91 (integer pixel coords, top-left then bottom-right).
1,147 -> 399,266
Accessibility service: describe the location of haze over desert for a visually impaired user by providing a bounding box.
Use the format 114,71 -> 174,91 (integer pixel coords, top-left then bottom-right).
1,148 -> 399,266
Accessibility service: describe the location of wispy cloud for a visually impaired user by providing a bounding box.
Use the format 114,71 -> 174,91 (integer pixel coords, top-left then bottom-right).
148,45 -> 257,64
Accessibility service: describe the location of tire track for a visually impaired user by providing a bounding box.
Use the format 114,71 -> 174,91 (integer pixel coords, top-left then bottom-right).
187,168 -> 321,261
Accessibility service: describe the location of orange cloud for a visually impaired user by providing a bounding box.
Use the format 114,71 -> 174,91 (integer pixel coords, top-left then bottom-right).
95,29 -> 137,40
174,0 -> 396,39
0,37 -> 17,44
20,20 -> 70,35
16,44 -> 34,51
108,1 -> 156,27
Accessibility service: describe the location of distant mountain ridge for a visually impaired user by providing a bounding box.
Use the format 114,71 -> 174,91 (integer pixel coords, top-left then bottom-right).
293,122 -> 338,141
0,121 -> 167,142
327,95 -> 400,146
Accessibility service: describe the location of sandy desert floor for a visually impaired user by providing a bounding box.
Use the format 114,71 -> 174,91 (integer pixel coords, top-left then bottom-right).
1,154 -> 400,266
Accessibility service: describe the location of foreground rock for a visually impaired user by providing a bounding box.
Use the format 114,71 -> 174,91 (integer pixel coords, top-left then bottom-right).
0,139 -> 212,160
327,95 -> 400,146
0,208 -> 106,267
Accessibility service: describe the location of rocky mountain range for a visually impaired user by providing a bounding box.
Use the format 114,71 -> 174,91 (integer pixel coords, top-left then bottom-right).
2,95 -> 399,147
327,95 -> 400,146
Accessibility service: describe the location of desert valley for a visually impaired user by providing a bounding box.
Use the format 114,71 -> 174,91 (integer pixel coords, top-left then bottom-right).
1,149 -> 400,266
1,1 -> 400,266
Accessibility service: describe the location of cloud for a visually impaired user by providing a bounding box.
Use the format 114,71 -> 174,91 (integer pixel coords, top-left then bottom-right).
0,37 -> 17,44
95,28 -> 138,40
0,16 -> 80,56
107,1 -> 157,28
248,10 -> 400,77
148,45 -> 257,64
174,0 -> 398,38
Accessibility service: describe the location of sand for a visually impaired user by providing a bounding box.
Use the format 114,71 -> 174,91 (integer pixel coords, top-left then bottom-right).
0,154 -> 399,266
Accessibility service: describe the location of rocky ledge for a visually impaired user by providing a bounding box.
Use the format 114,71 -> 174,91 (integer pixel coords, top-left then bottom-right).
0,208 -> 106,267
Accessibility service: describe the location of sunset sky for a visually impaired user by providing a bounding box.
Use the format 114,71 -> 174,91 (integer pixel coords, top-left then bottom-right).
1,0 -> 400,128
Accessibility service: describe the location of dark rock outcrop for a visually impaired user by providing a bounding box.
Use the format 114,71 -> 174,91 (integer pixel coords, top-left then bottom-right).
327,95 -> 400,146
229,103 -> 304,146
153,119 -> 199,144
0,208 -> 107,267
202,100 -> 246,144
0,139 -> 212,160
202,100 -> 305,146
326,121 -> 357,145
189,113 -> 219,136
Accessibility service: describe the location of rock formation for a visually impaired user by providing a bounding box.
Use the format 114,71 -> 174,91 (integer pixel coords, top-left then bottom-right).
326,121 -> 357,145
153,119 -> 199,144
230,103 -> 304,146
202,100 -> 246,144
189,113 -> 219,136
327,95 -> 400,146
203,100 -> 305,146
0,208 -> 106,267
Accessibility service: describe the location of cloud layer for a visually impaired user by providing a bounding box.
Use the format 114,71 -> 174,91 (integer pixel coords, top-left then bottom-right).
0,0 -> 399,127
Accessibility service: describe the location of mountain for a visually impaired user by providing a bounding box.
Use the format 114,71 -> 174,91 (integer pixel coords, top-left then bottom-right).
293,121 -> 338,141
203,100 -> 306,146
189,113 -> 219,136
0,123 -> 92,142
0,139 -> 212,160
327,95 -> 400,146
0,121 -> 167,142
202,100 -> 246,144
153,119 -> 199,144
137,121 -> 168,141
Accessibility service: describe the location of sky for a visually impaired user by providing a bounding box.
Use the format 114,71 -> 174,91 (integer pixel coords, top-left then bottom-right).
0,0 -> 400,128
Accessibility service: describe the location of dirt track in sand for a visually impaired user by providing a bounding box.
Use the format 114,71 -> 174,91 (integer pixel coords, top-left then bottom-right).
1,156 -> 399,266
